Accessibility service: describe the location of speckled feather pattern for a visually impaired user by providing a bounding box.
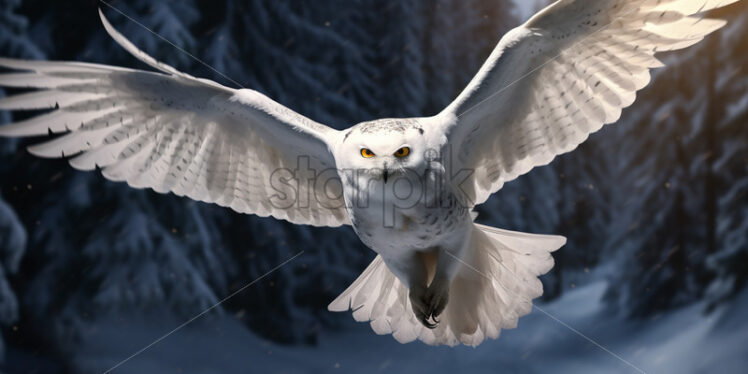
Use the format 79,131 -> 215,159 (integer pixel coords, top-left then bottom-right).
0,14 -> 349,227
442,0 -> 737,206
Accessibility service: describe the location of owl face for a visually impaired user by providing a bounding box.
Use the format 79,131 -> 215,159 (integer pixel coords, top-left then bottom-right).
335,120 -> 430,183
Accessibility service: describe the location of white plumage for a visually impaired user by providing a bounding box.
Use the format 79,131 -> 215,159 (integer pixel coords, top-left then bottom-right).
0,11 -> 348,227
329,225 -> 562,346
442,0 -> 738,207
0,0 -> 739,346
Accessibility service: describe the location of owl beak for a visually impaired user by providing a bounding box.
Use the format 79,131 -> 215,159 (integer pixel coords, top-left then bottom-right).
383,164 -> 389,184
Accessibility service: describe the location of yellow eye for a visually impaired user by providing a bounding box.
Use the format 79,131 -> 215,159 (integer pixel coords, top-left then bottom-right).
361,148 -> 375,158
394,147 -> 410,158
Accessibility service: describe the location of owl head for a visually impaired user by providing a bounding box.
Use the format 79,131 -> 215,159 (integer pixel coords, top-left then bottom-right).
334,118 -> 437,184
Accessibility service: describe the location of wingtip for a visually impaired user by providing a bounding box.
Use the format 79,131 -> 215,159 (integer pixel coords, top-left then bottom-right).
97,5 -> 138,58
98,6 -> 118,40
95,4 -> 185,78
0,124 -> 16,137
713,18 -> 728,30
0,57 -> 32,71
0,124 -> 29,137
26,143 -> 49,158
327,298 -> 349,312
554,235 -> 568,250
0,57 -> 15,68
26,137 -> 71,158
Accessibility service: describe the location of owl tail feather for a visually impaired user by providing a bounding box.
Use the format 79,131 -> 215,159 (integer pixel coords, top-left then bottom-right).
327,224 -> 565,346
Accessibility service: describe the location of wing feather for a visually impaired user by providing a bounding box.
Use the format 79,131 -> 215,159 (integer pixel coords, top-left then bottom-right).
0,10 -> 348,227
437,0 -> 740,206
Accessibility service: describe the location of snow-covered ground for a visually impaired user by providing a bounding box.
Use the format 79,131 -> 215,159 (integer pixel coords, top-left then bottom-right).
75,280 -> 748,374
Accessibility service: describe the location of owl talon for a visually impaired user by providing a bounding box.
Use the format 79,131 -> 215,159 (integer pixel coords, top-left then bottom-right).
422,316 -> 438,329
410,280 -> 449,329
425,279 -> 449,321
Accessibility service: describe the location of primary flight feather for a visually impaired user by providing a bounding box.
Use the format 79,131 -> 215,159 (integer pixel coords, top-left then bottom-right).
0,0 -> 740,346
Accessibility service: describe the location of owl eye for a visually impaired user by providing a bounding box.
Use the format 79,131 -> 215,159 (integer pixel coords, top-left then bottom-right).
394,147 -> 410,158
361,148 -> 375,158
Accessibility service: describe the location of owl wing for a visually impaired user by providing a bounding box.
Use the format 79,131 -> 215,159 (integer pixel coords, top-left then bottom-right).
0,10 -> 348,227
436,0 -> 737,206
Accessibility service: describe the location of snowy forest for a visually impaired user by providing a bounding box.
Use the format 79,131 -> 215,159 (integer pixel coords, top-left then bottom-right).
0,0 -> 746,373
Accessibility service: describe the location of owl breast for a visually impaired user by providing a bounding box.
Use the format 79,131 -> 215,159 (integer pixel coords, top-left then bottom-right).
344,168 -> 471,257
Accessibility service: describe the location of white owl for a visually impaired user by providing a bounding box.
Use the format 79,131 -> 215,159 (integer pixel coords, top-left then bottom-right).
0,0 -> 739,346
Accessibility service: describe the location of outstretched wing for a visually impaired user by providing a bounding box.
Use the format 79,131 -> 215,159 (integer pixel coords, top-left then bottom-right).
437,0 -> 738,206
0,10 -> 348,227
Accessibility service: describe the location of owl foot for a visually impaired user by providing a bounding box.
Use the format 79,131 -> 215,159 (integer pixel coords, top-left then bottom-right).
409,285 -> 434,328
409,279 -> 449,329
426,278 -> 449,320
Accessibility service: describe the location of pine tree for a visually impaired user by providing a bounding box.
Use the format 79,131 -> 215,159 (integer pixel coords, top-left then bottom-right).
0,0 -> 41,364
356,0 -> 427,119
0,0 -> 42,59
0,0 -> 42,154
0,194 -> 26,364
604,3 -> 748,316
704,3 -> 748,307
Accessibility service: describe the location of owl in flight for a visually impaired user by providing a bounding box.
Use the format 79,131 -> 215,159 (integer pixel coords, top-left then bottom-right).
0,0 -> 739,346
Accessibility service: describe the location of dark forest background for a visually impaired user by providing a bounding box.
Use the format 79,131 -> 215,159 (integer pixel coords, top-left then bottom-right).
0,0 -> 746,373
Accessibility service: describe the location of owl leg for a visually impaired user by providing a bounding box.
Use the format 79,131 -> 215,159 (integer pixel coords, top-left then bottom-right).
424,276 -> 449,324
381,252 -> 437,328
422,248 -> 461,324
408,260 -> 450,329
409,282 -> 437,329
382,251 -> 450,328
408,250 -> 450,329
